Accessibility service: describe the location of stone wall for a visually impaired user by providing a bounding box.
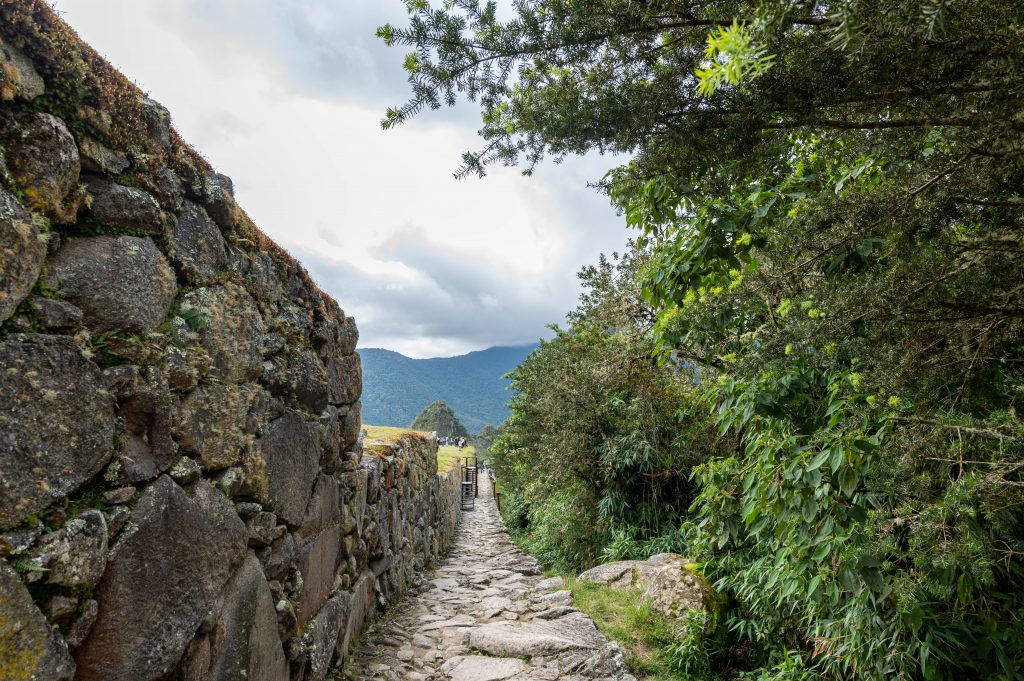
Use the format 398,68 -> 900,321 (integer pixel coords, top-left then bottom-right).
0,3 -> 461,680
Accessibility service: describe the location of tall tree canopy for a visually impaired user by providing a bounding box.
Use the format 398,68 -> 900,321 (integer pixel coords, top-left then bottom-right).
382,2 -> 1024,679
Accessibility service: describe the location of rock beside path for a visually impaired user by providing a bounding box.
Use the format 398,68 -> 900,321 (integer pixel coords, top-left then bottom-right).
344,477 -> 635,681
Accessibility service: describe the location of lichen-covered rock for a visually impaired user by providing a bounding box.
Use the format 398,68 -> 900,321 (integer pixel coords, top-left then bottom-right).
0,334 -> 114,529
262,347 -> 330,413
182,283 -> 265,382
85,178 -> 167,235
22,510 -> 107,588
336,571 -> 376,663
296,475 -> 341,546
642,561 -> 718,633
302,596 -> 345,681
326,353 -> 361,405
0,35 -> 45,101
205,554 -> 289,681
174,382 -> 257,469
46,236 -> 177,333
296,527 -> 341,625
149,166 -> 184,211
0,185 -> 45,324
8,113 -> 80,223
577,554 -> 687,591
78,136 -> 129,175
106,390 -> 173,484
167,201 -> 227,284
0,559 -> 75,681
245,410 -> 320,527
202,172 -> 241,231
31,296 -> 82,331
74,476 -> 248,681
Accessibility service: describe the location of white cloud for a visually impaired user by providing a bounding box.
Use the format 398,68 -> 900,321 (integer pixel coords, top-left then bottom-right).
57,0 -> 630,357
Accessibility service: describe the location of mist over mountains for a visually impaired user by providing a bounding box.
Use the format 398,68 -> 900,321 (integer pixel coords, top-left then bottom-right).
358,344 -> 538,433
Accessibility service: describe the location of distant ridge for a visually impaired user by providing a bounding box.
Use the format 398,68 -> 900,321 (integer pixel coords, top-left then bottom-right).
358,344 -> 538,433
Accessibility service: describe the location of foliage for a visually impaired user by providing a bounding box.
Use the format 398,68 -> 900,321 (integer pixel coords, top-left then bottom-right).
492,248 -> 728,571
409,400 -> 470,438
383,0 -> 1024,678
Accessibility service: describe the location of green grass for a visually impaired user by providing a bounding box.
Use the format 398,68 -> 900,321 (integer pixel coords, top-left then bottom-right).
565,578 -> 685,680
363,425 -> 468,473
437,444 -> 473,473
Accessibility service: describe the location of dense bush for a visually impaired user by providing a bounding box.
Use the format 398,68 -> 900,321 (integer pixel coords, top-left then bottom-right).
492,252 -> 727,571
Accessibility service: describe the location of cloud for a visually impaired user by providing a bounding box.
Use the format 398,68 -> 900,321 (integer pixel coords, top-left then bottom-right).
58,0 -> 631,358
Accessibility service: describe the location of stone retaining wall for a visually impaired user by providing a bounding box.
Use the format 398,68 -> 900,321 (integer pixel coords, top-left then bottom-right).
0,3 -> 461,679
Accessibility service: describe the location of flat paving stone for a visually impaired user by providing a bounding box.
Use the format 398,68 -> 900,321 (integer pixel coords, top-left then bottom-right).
342,476 -> 634,680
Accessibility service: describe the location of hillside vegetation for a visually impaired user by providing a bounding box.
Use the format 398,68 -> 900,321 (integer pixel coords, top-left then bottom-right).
409,400 -> 469,439
359,344 -> 536,432
384,1 -> 1024,679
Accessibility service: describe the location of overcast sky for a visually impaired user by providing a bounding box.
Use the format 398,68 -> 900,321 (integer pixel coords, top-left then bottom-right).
56,0 -> 630,358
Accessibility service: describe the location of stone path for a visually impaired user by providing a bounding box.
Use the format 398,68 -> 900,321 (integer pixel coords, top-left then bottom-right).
343,476 -> 635,681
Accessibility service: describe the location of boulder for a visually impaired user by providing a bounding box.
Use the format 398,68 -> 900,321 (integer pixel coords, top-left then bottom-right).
0,35 -> 45,101
46,236 -> 177,333
85,178 -> 167,235
174,382 -> 257,470
73,476 -> 248,681
8,113 -> 80,223
149,166 -> 184,211
0,334 -> 114,529
0,186 -> 45,324
167,201 -> 227,284
0,559 -> 75,681
642,561 -> 718,633
578,554 -> 687,591
181,283 -> 265,382
206,554 -> 288,681
22,510 -> 107,588
245,411 -> 320,527
202,172 -> 241,231
296,475 -> 341,545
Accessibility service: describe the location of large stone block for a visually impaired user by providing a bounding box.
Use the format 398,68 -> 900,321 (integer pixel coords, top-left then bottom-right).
296,475 -> 341,546
74,476 -> 248,681
181,283 -> 265,382
335,570 -> 376,663
0,185 -> 45,324
262,347 -> 330,413
302,596 -> 346,681
46,236 -> 177,333
326,353 -> 361,405
174,382 -> 257,470
167,201 -> 227,284
22,510 -> 107,589
246,411 -> 320,527
8,113 -> 80,223
0,559 -> 75,681
296,527 -> 341,625
0,334 -> 114,529
206,554 -> 289,681
85,178 -> 167,235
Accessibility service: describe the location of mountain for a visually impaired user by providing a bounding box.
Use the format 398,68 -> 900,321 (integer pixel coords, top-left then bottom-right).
410,401 -> 469,439
358,344 -> 537,433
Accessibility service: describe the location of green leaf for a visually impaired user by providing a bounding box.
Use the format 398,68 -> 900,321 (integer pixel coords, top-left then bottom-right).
807,449 -> 830,471
828,445 -> 844,473
839,467 -> 859,497
812,543 -> 831,562
802,497 -> 819,522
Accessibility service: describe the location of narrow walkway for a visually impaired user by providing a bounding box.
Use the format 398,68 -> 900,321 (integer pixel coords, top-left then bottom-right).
344,475 -> 635,681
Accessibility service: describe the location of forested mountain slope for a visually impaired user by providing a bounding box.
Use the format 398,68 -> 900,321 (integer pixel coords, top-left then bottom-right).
359,344 -> 536,432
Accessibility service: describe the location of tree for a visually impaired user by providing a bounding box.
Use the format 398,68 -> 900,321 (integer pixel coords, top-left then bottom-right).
410,400 -> 469,438
492,246 -> 726,570
382,2 -> 1024,678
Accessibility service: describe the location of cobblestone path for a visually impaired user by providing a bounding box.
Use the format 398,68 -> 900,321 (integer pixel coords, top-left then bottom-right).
343,475 -> 635,681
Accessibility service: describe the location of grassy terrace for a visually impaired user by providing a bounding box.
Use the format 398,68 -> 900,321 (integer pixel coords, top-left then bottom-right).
362,425 -> 471,473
